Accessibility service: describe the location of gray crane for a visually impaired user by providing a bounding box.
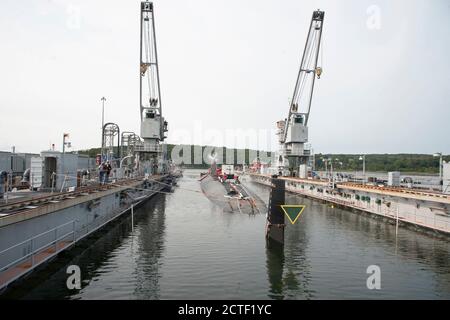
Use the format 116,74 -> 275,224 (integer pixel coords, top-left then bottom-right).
139,1 -> 168,152
137,2 -> 169,174
277,10 -> 324,176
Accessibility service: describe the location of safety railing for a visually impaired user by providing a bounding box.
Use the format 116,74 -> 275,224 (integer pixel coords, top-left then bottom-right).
134,144 -> 162,152
283,149 -> 311,156
0,220 -> 76,276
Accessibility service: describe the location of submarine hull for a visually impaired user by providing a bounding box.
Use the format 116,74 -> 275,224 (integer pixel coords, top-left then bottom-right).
200,174 -> 266,214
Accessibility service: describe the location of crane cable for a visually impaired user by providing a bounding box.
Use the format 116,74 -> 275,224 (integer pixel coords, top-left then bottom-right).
319,22 -> 324,71
293,28 -> 318,107
147,19 -> 157,101
146,19 -> 154,101
292,30 -> 313,105
294,30 -> 315,104
143,16 -> 153,103
151,19 -> 158,104
299,26 -> 321,105
284,26 -> 315,143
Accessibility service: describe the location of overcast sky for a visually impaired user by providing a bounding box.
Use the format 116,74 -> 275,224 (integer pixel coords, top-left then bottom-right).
0,0 -> 449,154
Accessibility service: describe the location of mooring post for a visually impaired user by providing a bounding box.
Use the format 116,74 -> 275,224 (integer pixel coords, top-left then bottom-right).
266,175 -> 286,244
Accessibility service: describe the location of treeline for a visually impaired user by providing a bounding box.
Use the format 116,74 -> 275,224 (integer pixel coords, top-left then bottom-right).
165,144 -> 272,168
77,144 -> 272,168
314,153 -> 448,174
76,146 -> 447,173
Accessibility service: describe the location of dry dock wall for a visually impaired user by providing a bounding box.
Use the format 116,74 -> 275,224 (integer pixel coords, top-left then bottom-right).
0,178 -> 166,290
0,192 -> 121,272
249,174 -> 450,235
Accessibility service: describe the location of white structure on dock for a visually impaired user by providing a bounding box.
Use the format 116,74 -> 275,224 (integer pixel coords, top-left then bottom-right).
443,162 -> 450,194
30,151 -> 79,191
388,171 -> 401,187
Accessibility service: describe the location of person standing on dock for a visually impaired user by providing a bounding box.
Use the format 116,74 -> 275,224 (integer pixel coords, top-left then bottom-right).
105,161 -> 112,183
0,171 -> 7,199
99,162 -> 106,185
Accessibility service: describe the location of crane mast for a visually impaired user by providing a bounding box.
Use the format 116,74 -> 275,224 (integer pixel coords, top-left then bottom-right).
140,2 -> 167,148
138,1 -> 168,174
276,10 -> 324,177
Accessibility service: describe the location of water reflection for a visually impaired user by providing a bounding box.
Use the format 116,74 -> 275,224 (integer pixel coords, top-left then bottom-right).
265,239 -> 285,299
132,196 -> 166,299
283,192 -> 450,298
265,196 -> 314,300
283,219 -> 314,299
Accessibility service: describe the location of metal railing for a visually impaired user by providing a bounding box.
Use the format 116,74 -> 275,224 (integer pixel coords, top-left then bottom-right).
284,149 -> 311,156
134,144 -> 162,152
0,220 -> 75,277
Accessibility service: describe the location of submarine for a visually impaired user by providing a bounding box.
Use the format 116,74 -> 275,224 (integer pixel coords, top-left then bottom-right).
199,160 -> 266,214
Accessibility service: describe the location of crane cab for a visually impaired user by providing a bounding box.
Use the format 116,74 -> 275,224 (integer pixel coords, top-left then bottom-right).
285,115 -> 308,144
141,110 -> 162,140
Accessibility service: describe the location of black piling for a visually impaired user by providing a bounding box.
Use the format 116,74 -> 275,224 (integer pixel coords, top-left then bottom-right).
266,175 -> 286,244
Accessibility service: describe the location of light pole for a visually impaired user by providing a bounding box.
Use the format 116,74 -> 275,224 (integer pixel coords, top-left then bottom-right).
329,158 -> 334,187
433,152 -> 443,192
359,155 -> 366,185
101,97 -> 106,130
321,157 -> 328,180
101,97 -> 106,161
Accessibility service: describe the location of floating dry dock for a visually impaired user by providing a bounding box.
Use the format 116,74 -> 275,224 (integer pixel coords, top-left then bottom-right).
249,173 -> 450,234
0,175 -> 171,291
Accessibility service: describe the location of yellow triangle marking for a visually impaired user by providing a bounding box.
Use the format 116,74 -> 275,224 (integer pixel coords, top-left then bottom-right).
280,205 -> 306,225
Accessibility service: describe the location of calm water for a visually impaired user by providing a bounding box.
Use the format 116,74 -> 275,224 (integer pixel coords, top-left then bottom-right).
3,169 -> 450,299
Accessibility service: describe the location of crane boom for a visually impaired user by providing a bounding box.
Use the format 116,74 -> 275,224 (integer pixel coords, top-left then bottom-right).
282,10 -> 324,144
